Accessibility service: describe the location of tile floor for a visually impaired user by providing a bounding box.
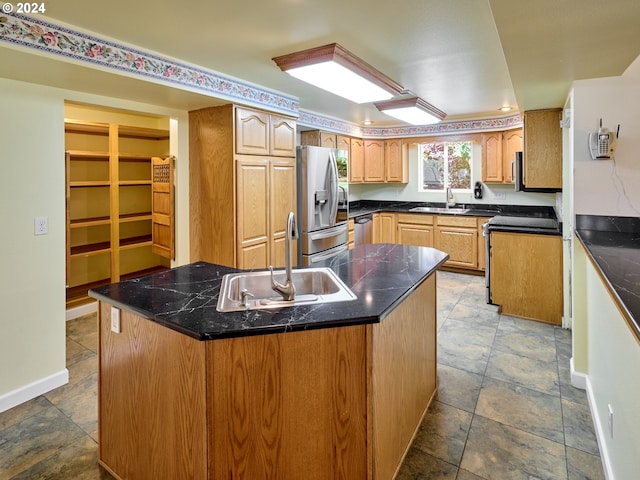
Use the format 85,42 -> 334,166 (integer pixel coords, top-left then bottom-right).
0,271 -> 604,479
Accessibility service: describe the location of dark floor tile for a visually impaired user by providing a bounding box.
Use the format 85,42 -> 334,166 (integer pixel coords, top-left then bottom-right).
562,399 -> 600,456
0,405 -> 85,478
435,364 -> 483,413
412,401 -> 473,466
396,447 -> 459,480
439,319 -> 497,348
0,396 -> 51,432
461,415 -> 567,480
66,337 -> 95,367
438,336 -> 491,375
456,469 -> 486,480
492,329 -> 557,363
475,377 -> 564,443
555,327 -> 572,345
485,350 -> 560,397
9,434 -> 113,480
66,314 -> 98,353
498,315 -> 557,340
556,340 -> 572,364
446,303 -> 500,328
558,365 -> 588,406
566,446 -> 605,480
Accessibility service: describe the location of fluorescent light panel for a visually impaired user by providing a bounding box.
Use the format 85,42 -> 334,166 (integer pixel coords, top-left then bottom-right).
273,43 -> 403,104
375,96 -> 446,126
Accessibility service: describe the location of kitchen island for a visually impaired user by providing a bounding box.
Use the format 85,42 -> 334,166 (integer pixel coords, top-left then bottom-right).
89,243 -> 448,480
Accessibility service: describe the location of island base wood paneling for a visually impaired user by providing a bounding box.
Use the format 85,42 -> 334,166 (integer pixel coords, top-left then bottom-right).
98,304 -> 207,480
97,274 -> 438,479
371,275 -> 437,479
207,325 -> 368,480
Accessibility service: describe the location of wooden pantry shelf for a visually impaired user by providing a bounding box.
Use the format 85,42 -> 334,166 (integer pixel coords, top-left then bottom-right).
66,150 -> 110,159
120,235 -> 152,249
70,241 -> 111,257
70,216 -> 111,227
119,212 -> 152,222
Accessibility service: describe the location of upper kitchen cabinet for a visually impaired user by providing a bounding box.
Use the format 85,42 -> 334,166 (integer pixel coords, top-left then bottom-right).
364,139 -> 408,183
482,128 -> 523,184
235,106 -> 296,157
190,105 -> 297,270
350,138 -> 365,183
364,139 -> 385,182
385,139 -> 407,183
523,109 -> 562,189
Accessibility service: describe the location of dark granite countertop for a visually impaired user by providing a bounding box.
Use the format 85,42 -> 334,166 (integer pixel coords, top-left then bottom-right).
89,243 -> 448,341
349,200 -> 556,219
348,200 -> 560,234
575,215 -> 640,341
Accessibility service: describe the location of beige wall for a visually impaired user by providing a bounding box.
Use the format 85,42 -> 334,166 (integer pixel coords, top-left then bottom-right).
0,78 -> 190,410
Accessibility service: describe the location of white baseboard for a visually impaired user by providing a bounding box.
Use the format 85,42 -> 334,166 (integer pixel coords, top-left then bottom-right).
585,377 -> 615,480
570,356 -> 587,389
66,301 -> 97,321
0,369 -> 69,413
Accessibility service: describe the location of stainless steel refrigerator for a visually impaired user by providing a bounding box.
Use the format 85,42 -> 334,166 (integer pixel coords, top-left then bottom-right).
297,145 -> 349,265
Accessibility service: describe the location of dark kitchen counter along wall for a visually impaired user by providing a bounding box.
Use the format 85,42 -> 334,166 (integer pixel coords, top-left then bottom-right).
348,200 -> 558,220
575,214 -> 640,341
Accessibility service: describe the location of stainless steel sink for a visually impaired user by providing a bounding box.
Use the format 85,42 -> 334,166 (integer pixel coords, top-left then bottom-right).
216,267 -> 357,312
409,206 -> 469,214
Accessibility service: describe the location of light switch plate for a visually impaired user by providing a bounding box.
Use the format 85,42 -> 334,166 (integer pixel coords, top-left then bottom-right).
111,306 -> 121,333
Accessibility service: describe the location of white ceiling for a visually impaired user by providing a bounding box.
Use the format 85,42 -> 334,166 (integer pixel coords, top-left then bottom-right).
2,0 -> 639,127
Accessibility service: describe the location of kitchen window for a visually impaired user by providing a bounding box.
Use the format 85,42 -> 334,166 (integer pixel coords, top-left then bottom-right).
418,141 -> 472,192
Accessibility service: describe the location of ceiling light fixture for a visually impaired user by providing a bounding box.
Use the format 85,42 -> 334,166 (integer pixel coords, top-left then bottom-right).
499,106 -> 512,112
272,43 -> 403,104
374,95 -> 446,126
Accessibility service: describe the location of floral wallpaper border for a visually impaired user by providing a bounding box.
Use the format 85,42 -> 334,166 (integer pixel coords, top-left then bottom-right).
298,109 -> 523,138
0,12 -> 299,116
1,12 -> 523,137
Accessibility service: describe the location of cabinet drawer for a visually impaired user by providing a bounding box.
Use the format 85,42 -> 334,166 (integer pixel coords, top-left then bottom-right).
435,215 -> 477,228
397,213 -> 434,225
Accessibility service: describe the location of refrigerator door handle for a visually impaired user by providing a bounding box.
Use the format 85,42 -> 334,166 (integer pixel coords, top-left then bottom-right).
309,223 -> 348,241
307,244 -> 348,264
328,150 -> 339,224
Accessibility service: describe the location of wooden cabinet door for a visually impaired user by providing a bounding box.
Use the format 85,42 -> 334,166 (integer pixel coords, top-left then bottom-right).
337,135 -> 351,153
235,107 -> 269,155
372,213 -> 380,243
320,132 -> 337,149
364,140 -> 385,182
151,156 -> 175,259
385,139 -> 406,183
236,158 -> 269,269
523,109 -> 562,189
397,223 -> 434,247
502,128 -> 523,183
350,138 -> 364,183
435,226 -> 478,269
269,115 -> 296,157
269,158 -> 296,268
482,132 -> 503,183
490,232 -> 563,325
379,213 -> 396,243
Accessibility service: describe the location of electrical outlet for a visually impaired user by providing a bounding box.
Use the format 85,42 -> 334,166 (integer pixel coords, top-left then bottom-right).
34,216 -> 48,235
111,306 -> 121,334
494,191 -> 507,201
608,404 -> 614,438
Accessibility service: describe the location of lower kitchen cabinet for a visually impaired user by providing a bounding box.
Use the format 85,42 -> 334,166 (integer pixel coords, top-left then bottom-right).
396,214 -> 434,247
435,216 -> 478,269
373,212 -> 397,244
490,231 -> 563,325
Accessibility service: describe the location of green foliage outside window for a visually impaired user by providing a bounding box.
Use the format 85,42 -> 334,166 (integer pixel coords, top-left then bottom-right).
420,141 -> 472,191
